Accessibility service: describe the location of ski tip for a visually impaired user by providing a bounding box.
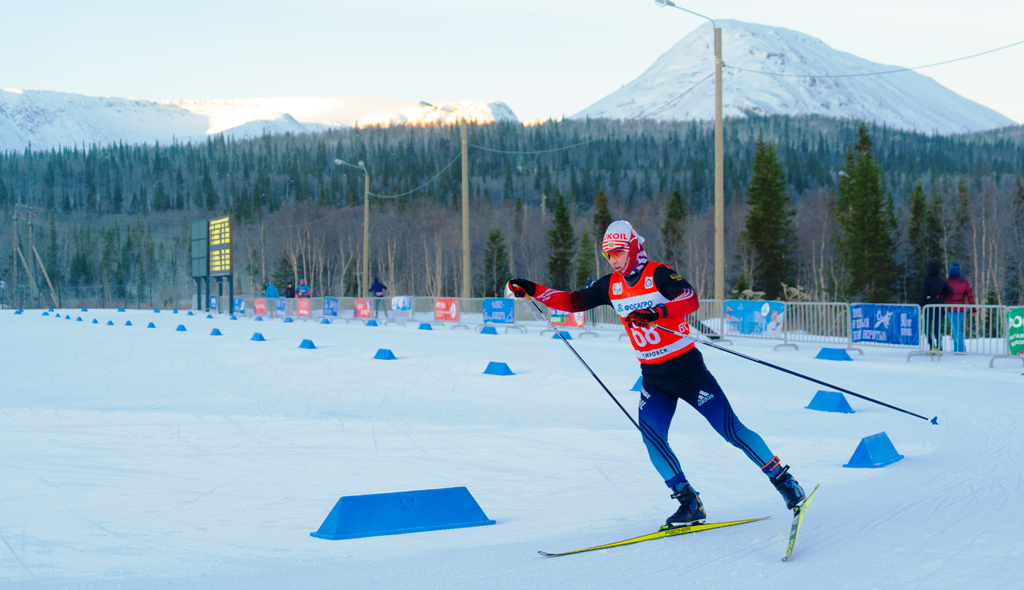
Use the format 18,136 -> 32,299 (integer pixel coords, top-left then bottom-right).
931,416 -> 938,425
538,551 -> 555,557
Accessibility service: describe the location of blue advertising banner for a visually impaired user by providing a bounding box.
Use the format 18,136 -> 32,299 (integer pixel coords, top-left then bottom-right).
723,300 -> 785,336
276,298 -> 287,313
851,304 -> 919,346
233,298 -> 245,314
391,296 -> 413,319
210,295 -> 218,311
323,297 -> 339,317
483,298 -> 515,325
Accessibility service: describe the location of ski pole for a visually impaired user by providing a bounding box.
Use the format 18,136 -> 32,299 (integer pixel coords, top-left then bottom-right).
654,324 -> 938,425
524,297 -> 642,432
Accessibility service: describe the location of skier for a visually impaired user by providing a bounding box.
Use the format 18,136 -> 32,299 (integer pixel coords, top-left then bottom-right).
508,220 -> 806,530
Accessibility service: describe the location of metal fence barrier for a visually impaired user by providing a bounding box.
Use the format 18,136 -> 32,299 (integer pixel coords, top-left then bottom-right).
911,304 -> 1021,367
778,302 -> 861,353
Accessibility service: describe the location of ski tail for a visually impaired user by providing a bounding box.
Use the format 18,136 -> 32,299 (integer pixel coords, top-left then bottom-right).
539,516 -> 770,557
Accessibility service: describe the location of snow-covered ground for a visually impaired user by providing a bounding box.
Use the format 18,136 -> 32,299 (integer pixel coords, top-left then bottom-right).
1,309 -> 1022,589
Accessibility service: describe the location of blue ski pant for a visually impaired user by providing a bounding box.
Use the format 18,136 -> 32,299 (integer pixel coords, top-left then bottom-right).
637,352 -> 777,492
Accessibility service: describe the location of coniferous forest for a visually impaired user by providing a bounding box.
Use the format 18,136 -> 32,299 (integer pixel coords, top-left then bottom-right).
1,115 -> 1023,309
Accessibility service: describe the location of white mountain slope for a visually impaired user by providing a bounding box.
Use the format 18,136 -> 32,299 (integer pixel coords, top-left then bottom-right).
575,20 -> 1017,135
0,89 -> 518,153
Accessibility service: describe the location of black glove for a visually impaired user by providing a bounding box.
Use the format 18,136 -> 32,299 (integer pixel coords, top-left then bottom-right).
508,278 -> 537,298
626,304 -> 668,329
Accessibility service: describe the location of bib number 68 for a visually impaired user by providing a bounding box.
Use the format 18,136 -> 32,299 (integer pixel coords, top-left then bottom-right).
629,326 -> 662,347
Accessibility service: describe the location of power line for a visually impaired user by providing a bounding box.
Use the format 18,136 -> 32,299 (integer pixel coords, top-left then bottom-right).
469,139 -> 595,155
369,152 -> 461,199
635,71 -> 715,119
726,38 -> 1024,79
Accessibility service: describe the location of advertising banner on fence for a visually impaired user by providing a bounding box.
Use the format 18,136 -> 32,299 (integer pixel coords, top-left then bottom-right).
210,295 -> 218,312
1008,308 -> 1024,356
323,297 -> 338,317
483,298 -> 515,324
276,298 -> 286,314
851,304 -> 919,346
392,296 -> 413,319
551,309 -> 585,328
354,298 -> 372,319
254,298 -> 266,314
434,298 -> 459,322
233,298 -> 245,314
723,300 -> 785,336
297,299 -> 310,318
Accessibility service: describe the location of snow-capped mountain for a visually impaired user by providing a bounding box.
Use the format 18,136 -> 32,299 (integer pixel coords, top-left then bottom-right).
575,20 -> 1017,135
0,89 -> 518,153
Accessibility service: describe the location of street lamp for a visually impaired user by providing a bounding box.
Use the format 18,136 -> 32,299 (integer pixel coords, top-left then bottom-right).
655,0 -> 725,301
420,100 -> 471,299
335,159 -> 370,298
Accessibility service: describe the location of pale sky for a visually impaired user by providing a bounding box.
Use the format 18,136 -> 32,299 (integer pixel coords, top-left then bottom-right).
6,0 -> 1023,124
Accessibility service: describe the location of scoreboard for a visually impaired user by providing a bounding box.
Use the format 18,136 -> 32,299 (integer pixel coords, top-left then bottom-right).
208,216 -> 232,276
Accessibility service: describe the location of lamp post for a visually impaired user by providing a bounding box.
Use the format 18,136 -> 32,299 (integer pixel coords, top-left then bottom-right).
655,0 -> 724,301
420,101 -> 471,299
335,159 -> 370,297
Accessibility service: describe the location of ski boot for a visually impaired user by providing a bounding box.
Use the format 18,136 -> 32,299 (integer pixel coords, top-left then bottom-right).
662,483 -> 706,530
770,465 -> 806,510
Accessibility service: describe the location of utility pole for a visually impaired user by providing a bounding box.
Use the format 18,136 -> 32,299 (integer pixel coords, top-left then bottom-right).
363,171 -> 370,299
714,26 -> 724,301
28,206 -> 35,305
12,209 -> 18,309
460,117 -> 470,299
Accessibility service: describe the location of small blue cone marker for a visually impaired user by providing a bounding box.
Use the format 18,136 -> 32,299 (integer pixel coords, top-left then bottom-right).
255,316 -> 263,322
125,321 -> 133,326
299,339 -> 316,349
118,308 -> 125,312
42,312 -> 49,316
374,349 -> 397,360
55,313 -> 61,318
81,308 -> 88,312
631,376 -> 643,392
816,347 -> 852,361
419,323 -> 432,330
844,432 -> 904,468
206,314 -> 213,319
251,332 -> 266,341
176,325 -> 187,332
366,320 -> 379,327
173,309 -> 179,314
211,328 -> 222,336
320,318 -> 331,324
154,309 -> 161,313
310,487 -> 495,541
188,311 -> 194,316
107,320 -> 114,326
284,317 -> 294,323
92,319 -> 98,324
48,308 -> 54,312
230,316 -> 238,321
480,327 -> 498,335
66,316 -> 71,320
15,310 -> 23,315
806,390 -> 855,413
147,322 -> 156,328
552,331 -> 572,340
77,317 -> 83,322
483,362 -> 514,376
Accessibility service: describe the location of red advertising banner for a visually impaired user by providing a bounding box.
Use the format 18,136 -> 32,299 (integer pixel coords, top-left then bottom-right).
434,298 -> 459,322
551,309 -> 585,328
254,298 -> 266,315
355,298 -> 372,319
297,299 -> 310,317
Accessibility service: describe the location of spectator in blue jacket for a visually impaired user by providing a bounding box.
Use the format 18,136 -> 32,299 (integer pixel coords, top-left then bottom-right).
369,277 -> 388,319
296,279 -> 310,298
265,282 -> 279,299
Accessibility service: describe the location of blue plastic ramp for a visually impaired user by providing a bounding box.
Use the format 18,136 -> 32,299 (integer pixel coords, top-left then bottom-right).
844,432 -> 904,468
806,390 -> 855,413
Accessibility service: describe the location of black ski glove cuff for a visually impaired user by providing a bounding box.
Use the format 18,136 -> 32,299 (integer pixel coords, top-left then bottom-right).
508,278 -> 537,298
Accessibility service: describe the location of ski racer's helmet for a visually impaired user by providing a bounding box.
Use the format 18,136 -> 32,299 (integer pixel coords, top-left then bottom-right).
602,220 -> 647,277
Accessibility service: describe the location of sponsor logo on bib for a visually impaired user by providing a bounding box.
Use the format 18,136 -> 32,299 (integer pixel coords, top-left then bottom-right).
644,276 -> 654,289
612,282 -> 623,295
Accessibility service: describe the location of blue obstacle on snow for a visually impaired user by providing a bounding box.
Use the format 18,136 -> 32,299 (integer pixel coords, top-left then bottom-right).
418,323 -> 432,330
256,316 -> 263,322
118,308 -> 125,312
54,313 -> 60,318
176,325 -> 187,332
187,311 -> 194,316
816,347 -> 853,361
173,309 -> 179,314
843,432 -> 904,468
320,318 -> 331,324
77,317 -> 83,322
251,332 -> 266,342
483,361 -> 514,376
15,310 -> 23,315
81,308 -> 88,312
107,320 -> 114,325
125,321 -> 132,326
480,326 -> 498,335
283,317 -> 294,323
366,320 -> 379,327
310,486 -> 495,541
230,316 -> 238,320
48,308 -> 54,312
92,319 -> 98,324
806,390 -> 855,414
66,316 -> 71,320
147,322 -> 156,328
374,348 -> 397,360
211,328 -> 222,336
631,376 -> 643,392
552,331 -> 572,340
206,314 -> 214,319
299,339 -> 316,349
42,312 -> 49,316
154,309 -> 160,313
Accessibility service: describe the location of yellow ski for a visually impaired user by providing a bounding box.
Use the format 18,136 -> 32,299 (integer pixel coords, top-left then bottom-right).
538,516 -> 771,557
782,483 -> 820,562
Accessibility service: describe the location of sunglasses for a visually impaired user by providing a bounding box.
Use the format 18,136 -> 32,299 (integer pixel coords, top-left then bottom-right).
602,247 -> 627,260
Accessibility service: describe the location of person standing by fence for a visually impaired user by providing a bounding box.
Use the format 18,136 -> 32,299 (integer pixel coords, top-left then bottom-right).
265,282 -> 279,299
945,263 -> 976,354
919,261 -> 952,351
369,277 -> 388,319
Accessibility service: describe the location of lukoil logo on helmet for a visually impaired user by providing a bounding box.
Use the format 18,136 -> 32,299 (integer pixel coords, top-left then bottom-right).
605,232 -> 630,241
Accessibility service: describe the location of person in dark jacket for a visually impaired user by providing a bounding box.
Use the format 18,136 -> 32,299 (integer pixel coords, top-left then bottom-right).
369,277 -> 388,319
285,281 -> 296,298
945,263 -> 976,353
918,261 -> 952,351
